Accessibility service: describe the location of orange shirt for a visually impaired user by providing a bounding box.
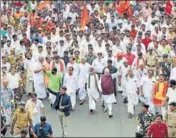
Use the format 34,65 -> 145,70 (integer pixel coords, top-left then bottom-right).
14,12 -> 24,19
153,81 -> 168,105
130,29 -> 137,39
43,61 -> 50,87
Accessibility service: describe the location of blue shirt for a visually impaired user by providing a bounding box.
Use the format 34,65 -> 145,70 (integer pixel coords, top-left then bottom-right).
1,88 -> 13,109
33,122 -> 53,137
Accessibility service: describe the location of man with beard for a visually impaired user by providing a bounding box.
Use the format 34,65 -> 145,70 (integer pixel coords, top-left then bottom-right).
86,66 -> 100,115
100,68 -> 116,118
44,67 -> 62,107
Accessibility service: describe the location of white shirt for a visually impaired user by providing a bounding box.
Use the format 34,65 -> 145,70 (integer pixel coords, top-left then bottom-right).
25,99 -> 44,125
63,73 -> 78,93
7,73 -> 21,89
57,45 -> 68,58
140,76 -> 155,98
15,45 -> 26,55
170,68 -> 176,81
33,62 -> 44,84
67,62 -> 79,77
24,58 -> 35,80
92,58 -> 107,73
166,87 -> 176,104
126,76 -> 138,94
1,62 -> 11,71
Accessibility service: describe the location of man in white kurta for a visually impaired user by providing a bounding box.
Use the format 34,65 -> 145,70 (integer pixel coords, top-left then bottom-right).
67,57 -> 79,77
170,67 -> 176,80
140,70 -> 155,114
126,69 -> 138,118
63,66 -> 78,110
33,56 -> 47,99
78,57 -> 90,105
25,93 -> 44,126
86,67 -> 100,115
118,60 -> 130,103
24,54 -> 35,94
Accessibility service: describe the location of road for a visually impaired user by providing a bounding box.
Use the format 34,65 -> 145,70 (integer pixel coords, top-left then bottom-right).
7,93 -> 141,137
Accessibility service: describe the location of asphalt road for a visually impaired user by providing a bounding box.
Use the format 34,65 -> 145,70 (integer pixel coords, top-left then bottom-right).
6,92 -> 141,137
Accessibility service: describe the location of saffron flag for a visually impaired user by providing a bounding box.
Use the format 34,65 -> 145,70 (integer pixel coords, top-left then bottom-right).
80,4 -> 89,30
117,0 -> 130,16
37,1 -> 51,11
165,0 -> 172,15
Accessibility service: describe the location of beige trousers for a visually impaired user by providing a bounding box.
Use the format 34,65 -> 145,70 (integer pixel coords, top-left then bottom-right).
57,111 -> 68,137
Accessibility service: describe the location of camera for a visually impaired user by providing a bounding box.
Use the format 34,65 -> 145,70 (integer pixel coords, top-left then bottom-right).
39,126 -> 44,136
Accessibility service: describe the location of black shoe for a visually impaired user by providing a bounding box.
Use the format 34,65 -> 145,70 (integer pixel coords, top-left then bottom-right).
79,101 -> 84,105
123,98 -> 128,104
128,113 -> 133,119
109,115 -> 113,118
113,102 -> 117,104
101,103 -> 105,108
50,104 -> 53,108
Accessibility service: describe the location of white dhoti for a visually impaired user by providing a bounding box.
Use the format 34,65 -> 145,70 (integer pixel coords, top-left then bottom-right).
32,114 -> 41,126
78,87 -> 87,101
154,105 -> 166,117
122,79 -> 127,98
117,84 -> 122,92
67,92 -> 76,109
34,83 -> 46,99
49,93 -> 56,105
3,108 -> 12,125
127,93 -> 139,115
144,97 -> 155,114
87,89 -> 99,111
102,93 -> 116,115
25,79 -> 33,94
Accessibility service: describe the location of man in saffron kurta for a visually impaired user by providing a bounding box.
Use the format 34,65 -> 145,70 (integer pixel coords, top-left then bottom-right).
153,74 -> 168,116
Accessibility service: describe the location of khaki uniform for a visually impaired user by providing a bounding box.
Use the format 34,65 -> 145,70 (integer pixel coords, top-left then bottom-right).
146,53 -> 157,72
165,110 -> 176,137
13,109 -> 33,135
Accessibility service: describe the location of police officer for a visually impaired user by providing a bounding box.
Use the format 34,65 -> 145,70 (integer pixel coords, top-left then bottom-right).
160,54 -> 171,81
164,102 -> 176,137
136,104 -> 154,137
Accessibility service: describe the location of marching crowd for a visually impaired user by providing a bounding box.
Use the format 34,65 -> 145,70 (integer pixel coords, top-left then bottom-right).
1,0 -> 176,138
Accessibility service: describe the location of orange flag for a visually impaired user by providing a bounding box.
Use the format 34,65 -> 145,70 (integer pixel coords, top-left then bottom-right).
80,4 -> 89,30
38,1 -> 51,11
117,0 -> 130,16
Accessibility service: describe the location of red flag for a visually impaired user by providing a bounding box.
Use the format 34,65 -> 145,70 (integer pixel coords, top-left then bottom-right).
14,1 -> 24,7
165,0 -> 172,15
80,4 -> 89,30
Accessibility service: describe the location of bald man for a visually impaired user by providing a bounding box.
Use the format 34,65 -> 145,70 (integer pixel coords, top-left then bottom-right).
100,68 -> 116,118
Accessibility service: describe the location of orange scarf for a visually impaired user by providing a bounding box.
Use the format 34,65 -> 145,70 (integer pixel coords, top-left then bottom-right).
153,81 -> 168,105
136,57 -> 145,69
51,60 -> 64,72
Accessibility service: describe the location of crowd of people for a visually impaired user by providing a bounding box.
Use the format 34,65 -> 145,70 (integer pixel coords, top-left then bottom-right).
1,0 -> 176,137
